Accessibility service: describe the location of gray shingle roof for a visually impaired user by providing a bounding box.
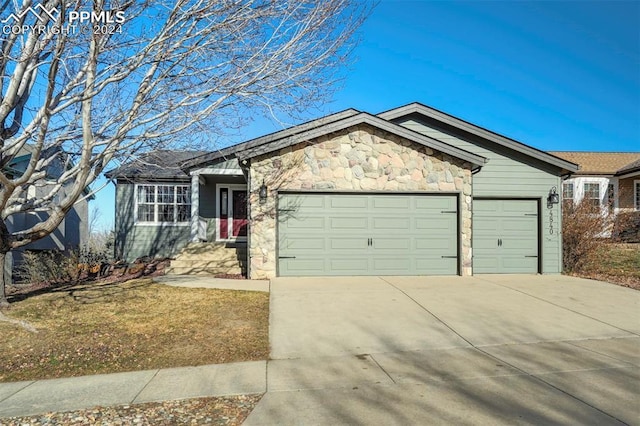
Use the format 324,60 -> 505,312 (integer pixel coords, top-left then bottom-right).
615,158 -> 640,176
105,150 -> 208,179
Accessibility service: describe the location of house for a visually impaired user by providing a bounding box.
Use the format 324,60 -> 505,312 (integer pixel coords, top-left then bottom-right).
106,103 -> 579,279
2,146 -> 91,281
548,152 -> 640,213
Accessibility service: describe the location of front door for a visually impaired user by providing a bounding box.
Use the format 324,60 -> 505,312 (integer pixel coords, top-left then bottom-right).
218,186 -> 247,240
232,190 -> 248,237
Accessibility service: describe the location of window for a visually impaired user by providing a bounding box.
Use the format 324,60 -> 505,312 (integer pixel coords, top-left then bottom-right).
607,183 -> 615,212
583,183 -> 600,208
136,184 -> 191,223
563,182 -> 574,203
635,181 -> 640,211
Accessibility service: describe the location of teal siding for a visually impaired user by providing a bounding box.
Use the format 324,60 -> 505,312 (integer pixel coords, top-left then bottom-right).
114,182 -> 191,261
396,117 -> 563,273
115,175 -> 246,261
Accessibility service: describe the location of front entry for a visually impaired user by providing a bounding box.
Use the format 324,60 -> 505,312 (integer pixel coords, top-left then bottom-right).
218,185 -> 247,240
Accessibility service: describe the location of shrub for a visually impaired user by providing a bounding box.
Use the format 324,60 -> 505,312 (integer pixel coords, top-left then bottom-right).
612,211 -> 640,243
562,201 -> 613,273
17,245 -> 111,285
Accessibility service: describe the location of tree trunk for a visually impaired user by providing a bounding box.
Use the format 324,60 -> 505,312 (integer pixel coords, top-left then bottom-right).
0,251 -> 8,307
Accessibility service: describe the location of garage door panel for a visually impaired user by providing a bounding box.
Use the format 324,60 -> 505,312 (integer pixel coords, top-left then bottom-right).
330,196 -> 368,209
329,217 -> 368,229
414,237 -> 456,253
280,258 -> 326,273
372,196 -> 411,209
278,193 -> 459,276
372,257 -> 412,271
329,258 -> 369,273
415,257 -> 458,275
498,256 -> 538,273
280,237 -> 326,251
415,196 -> 456,210
414,216 -> 456,231
330,237 -> 368,250
279,216 -> 325,230
373,237 -> 411,250
371,216 -> 410,230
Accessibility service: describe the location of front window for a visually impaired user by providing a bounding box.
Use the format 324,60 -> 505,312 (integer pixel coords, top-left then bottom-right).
136,184 -> 191,223
584,183 -> 600,208
563,182 -> 574,204
635,181 -> 640,211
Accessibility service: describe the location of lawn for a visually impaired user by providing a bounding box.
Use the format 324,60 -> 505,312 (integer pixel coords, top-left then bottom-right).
0,278 -> 269,382
573,243 -> 640,290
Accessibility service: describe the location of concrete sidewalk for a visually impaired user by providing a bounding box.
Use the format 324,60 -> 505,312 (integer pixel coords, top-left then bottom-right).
154,274 -> 269,292
0,361 -> 266,418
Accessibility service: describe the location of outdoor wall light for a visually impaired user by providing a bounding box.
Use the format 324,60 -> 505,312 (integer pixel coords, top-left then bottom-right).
547,186 -> 560,205
259,180 -> 268,204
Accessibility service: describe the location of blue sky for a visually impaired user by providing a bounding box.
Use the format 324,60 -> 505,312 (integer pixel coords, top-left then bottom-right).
93,0 -> 640,231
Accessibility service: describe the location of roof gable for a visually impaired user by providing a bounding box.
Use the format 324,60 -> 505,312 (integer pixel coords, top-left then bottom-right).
379,102 -> 579,174
235,112 -> 487,168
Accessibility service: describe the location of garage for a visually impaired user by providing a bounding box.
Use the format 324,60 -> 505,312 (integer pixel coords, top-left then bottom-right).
277,192 -> 459,276
472,199 -> 540,273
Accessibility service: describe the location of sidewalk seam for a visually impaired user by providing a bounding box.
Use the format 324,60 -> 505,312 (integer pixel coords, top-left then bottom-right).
130,369 -> 161,404
0,380 -> 36,404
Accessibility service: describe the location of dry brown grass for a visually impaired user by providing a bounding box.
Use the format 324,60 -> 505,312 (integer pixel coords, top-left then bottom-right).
570,243 -> 640,290
0,279 -> 269,382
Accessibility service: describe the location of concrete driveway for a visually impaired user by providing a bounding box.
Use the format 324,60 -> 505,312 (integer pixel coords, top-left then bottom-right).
246,275 -> 640,425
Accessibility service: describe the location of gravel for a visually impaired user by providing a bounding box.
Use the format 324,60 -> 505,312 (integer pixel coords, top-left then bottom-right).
1,394 -> 262,425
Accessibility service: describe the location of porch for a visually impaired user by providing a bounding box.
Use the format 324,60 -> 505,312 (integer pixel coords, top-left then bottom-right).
167,160 -> 249,276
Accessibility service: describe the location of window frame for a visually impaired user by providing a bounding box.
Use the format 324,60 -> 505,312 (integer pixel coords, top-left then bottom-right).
134,183 -> 192,226
635,180 -> 640,211
583,182 -> 601,209
562,182 -> 574,203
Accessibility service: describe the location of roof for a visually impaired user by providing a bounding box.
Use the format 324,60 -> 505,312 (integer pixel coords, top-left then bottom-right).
615,158 -> 640,177
379,102 -> 579,174
548,152 -> 640,175
234,112 -> 487,168
105,150 -> 208,179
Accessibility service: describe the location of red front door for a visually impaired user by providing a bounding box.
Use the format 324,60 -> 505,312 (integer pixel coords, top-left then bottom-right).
232,190 -> 247,237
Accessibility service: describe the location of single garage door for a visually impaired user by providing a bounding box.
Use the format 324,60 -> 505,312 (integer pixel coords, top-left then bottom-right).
473,199 -> 539,273
277,193 -> 459,276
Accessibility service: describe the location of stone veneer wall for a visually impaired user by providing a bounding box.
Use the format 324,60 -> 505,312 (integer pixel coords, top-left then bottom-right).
248,124 -> 473,279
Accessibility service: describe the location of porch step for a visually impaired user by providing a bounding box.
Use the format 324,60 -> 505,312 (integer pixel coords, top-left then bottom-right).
166,242 -> 247,276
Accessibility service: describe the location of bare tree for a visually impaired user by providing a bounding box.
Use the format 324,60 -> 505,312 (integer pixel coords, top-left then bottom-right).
0,0 -> 369,305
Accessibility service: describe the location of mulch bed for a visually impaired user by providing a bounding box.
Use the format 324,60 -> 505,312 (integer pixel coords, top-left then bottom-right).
2,394 -> 262,425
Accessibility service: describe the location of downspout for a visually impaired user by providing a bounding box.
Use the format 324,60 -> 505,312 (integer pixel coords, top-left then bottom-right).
241,159 -> 251,279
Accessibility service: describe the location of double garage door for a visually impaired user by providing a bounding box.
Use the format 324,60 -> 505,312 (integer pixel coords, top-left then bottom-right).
277,193 -> 459,276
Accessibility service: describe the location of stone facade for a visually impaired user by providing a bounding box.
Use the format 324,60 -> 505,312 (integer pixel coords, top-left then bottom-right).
249,124 -> 473,279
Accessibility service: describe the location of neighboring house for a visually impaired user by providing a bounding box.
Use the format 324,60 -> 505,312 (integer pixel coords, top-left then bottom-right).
548,152 -> 640,213
2,146 -> 91,281
106,102 -> 579,279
